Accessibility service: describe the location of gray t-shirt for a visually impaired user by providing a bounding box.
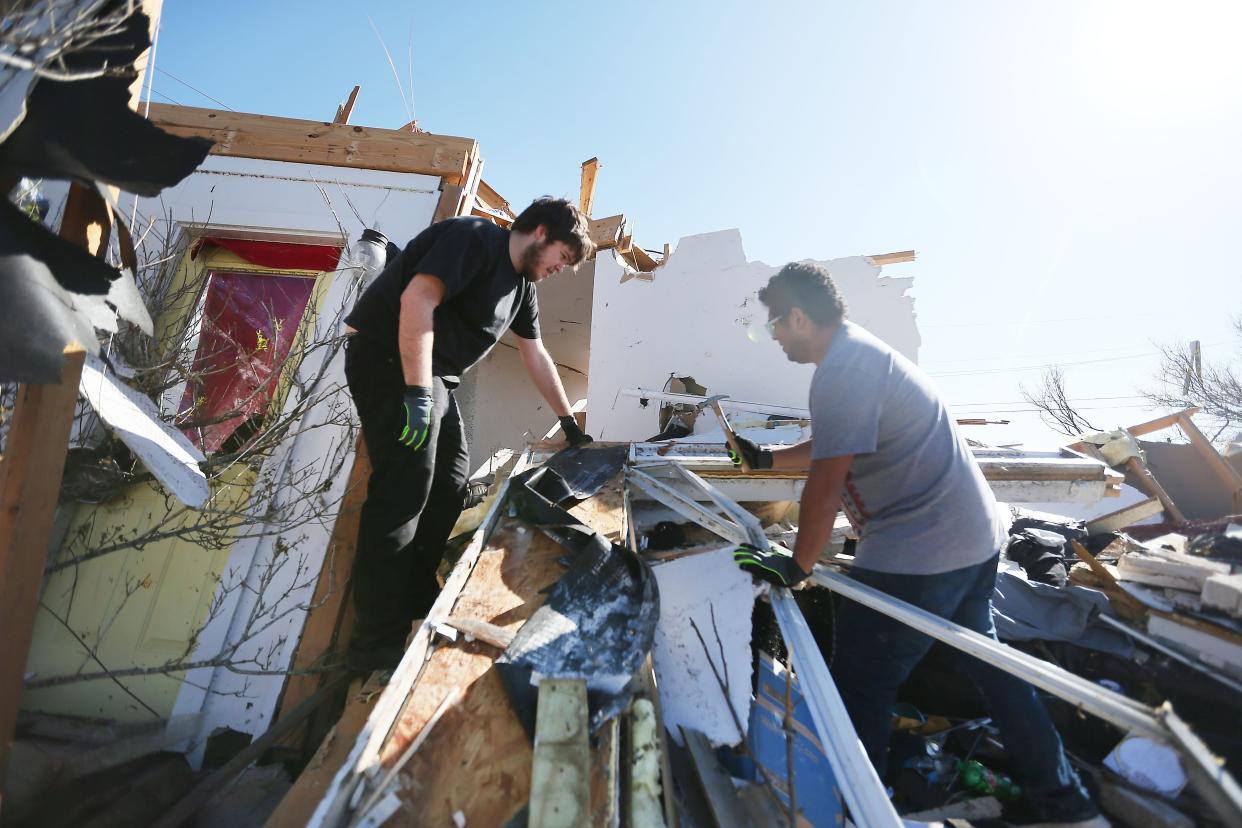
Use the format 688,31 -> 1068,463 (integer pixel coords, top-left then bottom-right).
809,322 -> 1004,575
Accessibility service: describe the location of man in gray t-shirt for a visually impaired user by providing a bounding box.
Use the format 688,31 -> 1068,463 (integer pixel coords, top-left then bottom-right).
731,263 -> 1103,826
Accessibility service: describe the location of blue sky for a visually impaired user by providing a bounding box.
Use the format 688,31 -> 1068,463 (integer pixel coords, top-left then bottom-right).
152,1 -> 1242,446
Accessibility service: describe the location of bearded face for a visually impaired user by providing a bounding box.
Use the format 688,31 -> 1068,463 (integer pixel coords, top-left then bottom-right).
519,237 -> 575,283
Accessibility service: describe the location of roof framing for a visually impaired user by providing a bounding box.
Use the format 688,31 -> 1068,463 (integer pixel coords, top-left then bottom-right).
147,104 -> 479,185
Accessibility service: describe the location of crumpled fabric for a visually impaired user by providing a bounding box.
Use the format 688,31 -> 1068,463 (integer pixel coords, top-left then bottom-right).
992,569 -> 1133,657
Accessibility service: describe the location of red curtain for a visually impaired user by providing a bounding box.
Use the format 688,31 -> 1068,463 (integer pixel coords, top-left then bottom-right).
177,271 -> 317,453
191,237 -> 342,272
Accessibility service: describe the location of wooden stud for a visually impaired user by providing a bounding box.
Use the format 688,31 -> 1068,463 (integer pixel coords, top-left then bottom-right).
1124,455 -> 1187,523
0,345 -> 87,800
1085,497 -> 1164,535
332,85 -> 360,125
1124,407 -> 1201,438
588,215 -> 626,250
529,679 -> 591,828
146,103 -> 477,185
579,158 -> 600,218
867,250 -> 916,266
681,727 -> 754,828
476,179 -> 515,222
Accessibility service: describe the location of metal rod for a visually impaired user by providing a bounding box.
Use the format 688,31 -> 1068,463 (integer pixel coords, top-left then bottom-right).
770,590 -> 902,827
1098,614 -> 1242,695
807,565 -> 1164,739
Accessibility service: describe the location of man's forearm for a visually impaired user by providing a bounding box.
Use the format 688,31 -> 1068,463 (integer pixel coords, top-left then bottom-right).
398,301 -> 435,387
792,485 -> 840,573
770,439 -> 814,471
520,342 -> 573,416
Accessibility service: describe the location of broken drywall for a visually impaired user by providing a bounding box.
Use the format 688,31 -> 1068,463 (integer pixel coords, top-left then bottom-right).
585,230 -> 920,440
650,547 -> 758,746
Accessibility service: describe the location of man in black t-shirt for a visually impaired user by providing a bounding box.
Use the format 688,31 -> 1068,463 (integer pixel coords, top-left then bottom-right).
342,197 -> 595,672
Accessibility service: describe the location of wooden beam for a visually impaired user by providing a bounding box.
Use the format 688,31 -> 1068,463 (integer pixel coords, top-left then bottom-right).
476,179 -> 515,220
529,679 -> 591,828
1126,407 -> 1200,438
579,158 -> 600,218
630,246 -> 659,272
681,727 -> 754,827
0,345 -> 87,803
146,103 -> 478,185
1085,497 -> 1164,535
867,250 -> 916,266
1175,412 -> 1242,511
588,215 -> 626,250
332,85 -> 360,125
1124,455 -> 1187,523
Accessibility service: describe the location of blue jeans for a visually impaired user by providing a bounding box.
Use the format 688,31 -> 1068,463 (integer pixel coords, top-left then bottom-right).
831,554 -> 1096,820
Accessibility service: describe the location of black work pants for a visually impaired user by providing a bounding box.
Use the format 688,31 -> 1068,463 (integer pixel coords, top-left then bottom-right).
344,335 -> 470,660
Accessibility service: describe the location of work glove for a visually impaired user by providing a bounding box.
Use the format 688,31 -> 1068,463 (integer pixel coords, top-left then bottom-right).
728,435 -> 773,470
734,543 -> 809,587
560,415 -> 594,446
399,385 -> 434,450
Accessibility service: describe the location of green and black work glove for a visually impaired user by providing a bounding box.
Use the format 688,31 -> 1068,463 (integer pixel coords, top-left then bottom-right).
560,415 -> 594,446
728,435 -> 773,470
399,385 -> 434,450
734,543 -> 809,587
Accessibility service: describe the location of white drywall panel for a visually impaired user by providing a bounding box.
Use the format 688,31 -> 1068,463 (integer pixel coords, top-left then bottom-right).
78,354 -> 209,507
585,231 -> 920,441
460,260 -> 594,466
650,547 -> 758,746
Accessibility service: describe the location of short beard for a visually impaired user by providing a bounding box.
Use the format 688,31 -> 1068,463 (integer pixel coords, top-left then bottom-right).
518,239 -> 549,282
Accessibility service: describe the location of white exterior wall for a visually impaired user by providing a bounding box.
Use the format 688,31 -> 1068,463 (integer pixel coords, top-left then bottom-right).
585,230 -> 920,441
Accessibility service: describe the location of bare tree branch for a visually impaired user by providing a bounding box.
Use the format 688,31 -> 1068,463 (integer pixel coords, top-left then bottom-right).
1021,367 -> 1100,438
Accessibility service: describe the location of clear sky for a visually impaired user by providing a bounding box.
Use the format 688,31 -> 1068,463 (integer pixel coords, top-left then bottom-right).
152,1 -> 1242,447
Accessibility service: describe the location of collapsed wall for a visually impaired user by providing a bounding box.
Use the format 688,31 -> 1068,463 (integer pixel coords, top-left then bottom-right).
584,229 -> 920,440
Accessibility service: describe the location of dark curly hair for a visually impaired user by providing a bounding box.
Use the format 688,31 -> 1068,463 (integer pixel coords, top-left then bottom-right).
511,197 -> 595,264
757,261 -> 848,326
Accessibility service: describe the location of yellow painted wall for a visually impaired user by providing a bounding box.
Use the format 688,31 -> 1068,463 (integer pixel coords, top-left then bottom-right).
22,244 -> 333,722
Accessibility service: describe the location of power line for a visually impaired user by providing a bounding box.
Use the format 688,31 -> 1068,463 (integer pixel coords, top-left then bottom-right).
949,403 -> 1158,415
928,350 -> 1162,377
922,343 -> 1167,366
150,87 -> 184,107
949,394 -> 1147,408
155,67 -> 235,111
921,309 -> 1204,329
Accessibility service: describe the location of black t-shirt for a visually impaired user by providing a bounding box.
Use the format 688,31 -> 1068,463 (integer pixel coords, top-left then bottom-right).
344,217 -> 540,379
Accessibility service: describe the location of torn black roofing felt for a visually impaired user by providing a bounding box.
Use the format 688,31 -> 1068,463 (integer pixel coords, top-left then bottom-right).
0,2 -> 212,383
496,451 -> 659,738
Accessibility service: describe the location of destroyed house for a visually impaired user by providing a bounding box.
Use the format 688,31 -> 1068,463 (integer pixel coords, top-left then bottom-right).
4,92 -> 1242,828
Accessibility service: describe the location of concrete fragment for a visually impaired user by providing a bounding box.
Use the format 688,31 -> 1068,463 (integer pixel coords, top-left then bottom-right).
1201,573 -> 1242,618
